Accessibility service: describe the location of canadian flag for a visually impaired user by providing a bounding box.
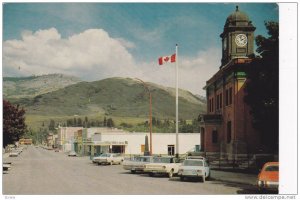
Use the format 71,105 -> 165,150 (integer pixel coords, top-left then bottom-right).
158,54 -> 176,65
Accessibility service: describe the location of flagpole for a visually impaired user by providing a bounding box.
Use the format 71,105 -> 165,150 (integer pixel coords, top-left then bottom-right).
175,44 -> 179,158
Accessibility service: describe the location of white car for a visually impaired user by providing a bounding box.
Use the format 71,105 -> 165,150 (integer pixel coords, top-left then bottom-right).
143,156 -> 182,178
92,154 -> 106,164
68,151 -> 77,157
177,156 -> 210,182
9,151 -> 19,157
122,156 -> 154,173
96,153 -> 124,165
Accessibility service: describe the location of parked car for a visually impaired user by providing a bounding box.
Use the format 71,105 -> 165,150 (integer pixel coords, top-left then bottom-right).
92,154 -> 106,164
96,153 -> 124,165
143,156 -> 182,178
68,151 -> 77,157
257,162 -> 279,192
123,156 -> 154,173
9,150 -> 19,157
177,156 -> 210,182
3,163 -> 11,171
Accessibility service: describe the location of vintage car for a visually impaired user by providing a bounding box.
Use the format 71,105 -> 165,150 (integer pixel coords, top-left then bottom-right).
122,156 -> 154,173
177,156 -> 210,182
9,150 -> 19,157
257,162 -> 279,192
96,153 -> 124,165
92,154 -> 106,164
68,150 -> 77,157
143,156 -> 182,178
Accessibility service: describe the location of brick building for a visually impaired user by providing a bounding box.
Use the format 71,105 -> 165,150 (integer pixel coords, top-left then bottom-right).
199,6 -> 262,160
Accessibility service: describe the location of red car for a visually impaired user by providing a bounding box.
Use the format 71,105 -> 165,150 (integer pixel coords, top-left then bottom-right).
257,162 -> 279,192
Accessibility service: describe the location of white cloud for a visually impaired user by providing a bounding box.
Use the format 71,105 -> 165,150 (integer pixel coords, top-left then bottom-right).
3,28 -> 220,96
3,28 -> 137,79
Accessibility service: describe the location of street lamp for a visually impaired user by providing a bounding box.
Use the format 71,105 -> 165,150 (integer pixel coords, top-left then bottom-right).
136,78 -> 152,156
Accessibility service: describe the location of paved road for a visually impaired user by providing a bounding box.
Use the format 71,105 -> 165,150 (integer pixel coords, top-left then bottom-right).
3,146 -> 257,195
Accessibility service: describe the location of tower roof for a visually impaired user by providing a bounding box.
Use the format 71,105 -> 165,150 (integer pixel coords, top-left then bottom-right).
225,6 -> 251,27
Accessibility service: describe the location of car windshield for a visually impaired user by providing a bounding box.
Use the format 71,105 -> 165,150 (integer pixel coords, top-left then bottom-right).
139,157 -> 151,162
265,165 -> 279,172
153,157 -> 172,163
183,160 -> 203,166
100,154 -> 110,157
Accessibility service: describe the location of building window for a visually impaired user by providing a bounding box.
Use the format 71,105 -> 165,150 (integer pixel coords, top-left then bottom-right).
227,121 -> 232,143
229,87 -> 233,105
225,88 -> 232,106
225,89 -> 229,106
168,145 -> 175,155
209,98 -> 214,112
212,130 -> 218,143
220,93 -> 223,108
216,93 -> 223,111
216,95 -> 219,110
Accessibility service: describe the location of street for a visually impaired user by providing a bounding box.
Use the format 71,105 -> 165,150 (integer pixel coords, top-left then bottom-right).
3,146 -> 257,195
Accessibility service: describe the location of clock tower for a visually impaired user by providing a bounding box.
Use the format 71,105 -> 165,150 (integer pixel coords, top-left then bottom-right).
220,6 -> 256,67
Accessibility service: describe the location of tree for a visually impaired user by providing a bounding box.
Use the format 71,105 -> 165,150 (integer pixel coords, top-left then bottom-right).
3,100 -> 27,147
77,118 -> 82,126
48,119 -> 55,131
244,21 -> 279,153
107,118 -> 115,128
103,117 -> 107,127
73,118 -> 77,127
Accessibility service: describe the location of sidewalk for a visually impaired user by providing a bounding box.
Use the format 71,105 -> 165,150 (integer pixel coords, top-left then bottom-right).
210,169 -> 257,186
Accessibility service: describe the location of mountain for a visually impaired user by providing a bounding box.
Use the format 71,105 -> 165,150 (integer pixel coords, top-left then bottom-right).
3,74 -> 82,99
7,77 -> 206,120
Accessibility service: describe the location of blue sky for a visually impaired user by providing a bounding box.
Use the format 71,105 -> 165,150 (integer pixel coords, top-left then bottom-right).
3,3 -> 278,95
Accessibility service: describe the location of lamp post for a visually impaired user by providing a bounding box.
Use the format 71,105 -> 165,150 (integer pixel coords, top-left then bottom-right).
136,78 -> 152,155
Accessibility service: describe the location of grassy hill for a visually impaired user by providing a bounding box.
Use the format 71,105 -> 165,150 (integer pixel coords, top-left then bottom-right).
4,76 -> 206,130
3,74 -> 82,99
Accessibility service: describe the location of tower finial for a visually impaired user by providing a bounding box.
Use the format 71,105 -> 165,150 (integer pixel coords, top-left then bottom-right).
236,5 -> 239,11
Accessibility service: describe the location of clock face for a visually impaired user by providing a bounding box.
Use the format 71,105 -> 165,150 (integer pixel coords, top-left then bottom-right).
235,34 -> 247,47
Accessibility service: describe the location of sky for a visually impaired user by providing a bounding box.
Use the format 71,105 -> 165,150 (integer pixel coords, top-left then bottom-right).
2,3 -> 279,95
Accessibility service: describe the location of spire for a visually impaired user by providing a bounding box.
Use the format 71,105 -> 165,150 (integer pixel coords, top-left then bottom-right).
236,5 -> 239,12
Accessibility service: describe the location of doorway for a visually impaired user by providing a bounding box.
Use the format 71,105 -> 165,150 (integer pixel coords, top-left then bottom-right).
168,145 -> 175,156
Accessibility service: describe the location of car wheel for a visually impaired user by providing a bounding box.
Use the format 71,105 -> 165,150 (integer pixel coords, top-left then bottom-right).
149,173 -> 154,177
131,170 -> 136,174
180,176 -> 184,181
168,169 -> 174,178
206,172 -> 211,181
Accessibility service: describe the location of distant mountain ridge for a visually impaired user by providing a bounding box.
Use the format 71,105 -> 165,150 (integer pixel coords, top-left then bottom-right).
4,75 -> 205,119
3,74 -> 82,98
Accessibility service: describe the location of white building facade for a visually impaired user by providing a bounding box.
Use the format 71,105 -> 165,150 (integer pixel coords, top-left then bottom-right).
59,127 -> 200,156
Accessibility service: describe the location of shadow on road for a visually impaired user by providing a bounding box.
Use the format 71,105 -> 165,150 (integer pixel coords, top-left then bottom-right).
207,180 -> 279,194
169,177 -> 207,183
